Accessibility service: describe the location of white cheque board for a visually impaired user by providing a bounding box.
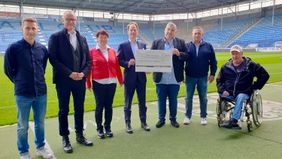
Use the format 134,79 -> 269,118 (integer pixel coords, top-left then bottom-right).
135,50 -> 172,72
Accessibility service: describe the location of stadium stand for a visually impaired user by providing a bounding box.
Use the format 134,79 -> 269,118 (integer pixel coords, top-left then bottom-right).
1,9 -> 282,53
230,13 -> 282,48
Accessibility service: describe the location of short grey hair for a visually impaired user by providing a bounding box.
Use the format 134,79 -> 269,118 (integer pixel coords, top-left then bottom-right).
192,26 -> 204,33
62,10 -> 76,19
165,22 -> 177,31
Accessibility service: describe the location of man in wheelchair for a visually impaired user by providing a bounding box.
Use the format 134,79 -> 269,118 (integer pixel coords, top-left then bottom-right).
216,45 -> 269,129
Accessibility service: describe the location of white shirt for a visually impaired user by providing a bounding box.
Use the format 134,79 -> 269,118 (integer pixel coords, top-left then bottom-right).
68,31 -> 77,50
97,44 -> 109,61
94,44 -> 117,84
129,39 -> 138,57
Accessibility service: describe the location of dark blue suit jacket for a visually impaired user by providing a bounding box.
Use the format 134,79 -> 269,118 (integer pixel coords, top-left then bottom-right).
48,28 -> 91,84
151,37 -> 188,83
117,41 -> 146,86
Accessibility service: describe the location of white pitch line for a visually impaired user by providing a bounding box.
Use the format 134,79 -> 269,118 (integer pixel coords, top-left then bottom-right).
177,103 -> 218,120
0,123 -> 17,129
29,122 -> 57,159
0,95 -> 96,109
267,83 -> 282,88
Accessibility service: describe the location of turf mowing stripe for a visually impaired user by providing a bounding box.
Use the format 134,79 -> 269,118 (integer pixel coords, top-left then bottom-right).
29,122 -> 57,159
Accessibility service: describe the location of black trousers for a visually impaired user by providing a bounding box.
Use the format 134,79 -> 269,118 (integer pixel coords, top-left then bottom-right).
92,81 -> 116,132
56,79 -> 86,136
124,81 -> 147,124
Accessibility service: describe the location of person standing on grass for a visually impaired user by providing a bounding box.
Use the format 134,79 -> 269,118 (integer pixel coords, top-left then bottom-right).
117,22 -> 150,134
4,17 -> 53,159
183,26 -> 217,126
48,11 -> 93,153
151,22 -> 188,129
86,29 -> 123,139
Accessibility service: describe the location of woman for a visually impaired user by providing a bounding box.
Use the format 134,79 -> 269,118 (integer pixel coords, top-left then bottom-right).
86,29 -> 123,139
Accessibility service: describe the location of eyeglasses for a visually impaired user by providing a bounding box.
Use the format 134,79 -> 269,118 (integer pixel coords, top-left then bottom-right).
65,18 -> 77,22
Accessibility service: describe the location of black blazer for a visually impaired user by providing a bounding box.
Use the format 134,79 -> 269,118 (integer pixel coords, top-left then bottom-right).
151,37 -> 188,83
48,28 -> 91,84
117,40 -> 147,86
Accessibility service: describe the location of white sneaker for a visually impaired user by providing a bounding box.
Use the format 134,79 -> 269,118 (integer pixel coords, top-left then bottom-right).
183,116 -> 191,125
200,118 -> 207,125
36,148 -> 53,159
20,153 -> 31,159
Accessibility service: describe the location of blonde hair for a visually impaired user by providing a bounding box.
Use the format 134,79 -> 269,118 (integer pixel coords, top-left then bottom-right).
22,17 -> 37,25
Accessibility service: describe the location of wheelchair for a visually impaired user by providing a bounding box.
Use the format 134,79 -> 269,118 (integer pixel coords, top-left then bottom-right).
216,90 -> 263,132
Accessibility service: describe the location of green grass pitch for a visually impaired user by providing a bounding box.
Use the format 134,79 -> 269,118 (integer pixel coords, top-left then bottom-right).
0,52 -> 282,126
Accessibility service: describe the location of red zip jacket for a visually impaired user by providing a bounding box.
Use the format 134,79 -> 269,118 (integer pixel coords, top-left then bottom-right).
86,47 -> 123,89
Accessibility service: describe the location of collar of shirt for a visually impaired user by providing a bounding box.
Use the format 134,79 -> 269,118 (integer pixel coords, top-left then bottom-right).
232,59 -> 246,72
68,30 -> 76,36
129,39 -> 138,56
163,37 -> 174,44
163,37 -> 174,50
96,44 -> 110,61
22,38 -> 38,48
129,38 -> 137,43
96,44 -> 110,51
192,39 -> 203,46
68,31 -> 77,50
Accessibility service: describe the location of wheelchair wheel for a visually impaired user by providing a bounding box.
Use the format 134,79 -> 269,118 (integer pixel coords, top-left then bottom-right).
247,120 -> 252,132
216,99 -> 223,127
216,99 -> 231,127
251,90 -> 263,127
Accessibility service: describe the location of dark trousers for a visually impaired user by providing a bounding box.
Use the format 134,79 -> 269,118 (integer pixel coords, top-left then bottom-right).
56,79 -> 86,136
124,81 -> 147,124
92,81 -> 116,132
156,84 -> 180,122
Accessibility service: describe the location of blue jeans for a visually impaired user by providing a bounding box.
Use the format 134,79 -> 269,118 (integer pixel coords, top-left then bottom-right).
220,93 -> 249,120
156,84 -> 180,122
185,76 -> 208,119
15,95 -> 47,156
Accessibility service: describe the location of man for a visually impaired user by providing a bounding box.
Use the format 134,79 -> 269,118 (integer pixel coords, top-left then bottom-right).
48,11 -> 92,153
151,22 -> 188,128
184,26 -> 217,125
216,45 -> 269,128
117,22 -> 150,134
4,17 -> 52,159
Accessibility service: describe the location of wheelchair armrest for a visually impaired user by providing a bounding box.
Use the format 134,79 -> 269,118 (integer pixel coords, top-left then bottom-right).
219,96 -> 234,103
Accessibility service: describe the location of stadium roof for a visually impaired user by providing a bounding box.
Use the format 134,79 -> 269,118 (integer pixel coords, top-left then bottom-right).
1,0 -> 251,14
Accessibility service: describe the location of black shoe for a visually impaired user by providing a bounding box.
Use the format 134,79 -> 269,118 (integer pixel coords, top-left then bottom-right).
62,136 -> 73,153
126,123 -> 133,134
105,130 -> 114,138
76,133 -> 93,146
141,123 -> 150,131
171,121 -> 180,128
223,119 -> 241,129
97,130 -> 105,139
156,120 -> 165,128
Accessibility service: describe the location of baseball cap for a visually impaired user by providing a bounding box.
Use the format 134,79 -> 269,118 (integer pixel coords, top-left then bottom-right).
230,45 -> 243,53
